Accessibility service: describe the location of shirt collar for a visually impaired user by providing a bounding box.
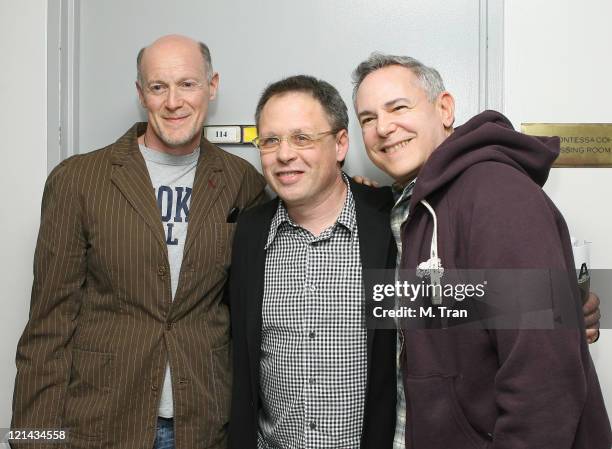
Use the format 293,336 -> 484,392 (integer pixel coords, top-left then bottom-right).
392,178 -> 417,207
336,174 -> 357,236
265,173 -> 357,249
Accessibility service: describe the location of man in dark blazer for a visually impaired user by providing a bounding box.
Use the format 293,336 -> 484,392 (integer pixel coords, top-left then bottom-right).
11,35 -> 265,449
228,75 -> 397,449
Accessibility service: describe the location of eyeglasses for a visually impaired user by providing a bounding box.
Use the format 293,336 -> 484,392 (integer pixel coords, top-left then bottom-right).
252,130 -> 338,153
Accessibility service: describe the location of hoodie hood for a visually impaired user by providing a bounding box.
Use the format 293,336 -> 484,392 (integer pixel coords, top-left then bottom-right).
410,110 -> 560,208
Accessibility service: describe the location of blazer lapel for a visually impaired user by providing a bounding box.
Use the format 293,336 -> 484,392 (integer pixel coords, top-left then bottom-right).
354,191 -> 393,271
351,180 -> 395,392
110,123 -> 167,251
182,138 -> 226,259
245,199 -> 278,407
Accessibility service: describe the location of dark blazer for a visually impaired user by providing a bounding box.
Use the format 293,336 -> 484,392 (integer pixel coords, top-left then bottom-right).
11,123 -> 266,449
228,180 -> 398,449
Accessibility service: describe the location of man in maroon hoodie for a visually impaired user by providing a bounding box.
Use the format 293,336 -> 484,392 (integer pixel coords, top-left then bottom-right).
352,53 -> 611,449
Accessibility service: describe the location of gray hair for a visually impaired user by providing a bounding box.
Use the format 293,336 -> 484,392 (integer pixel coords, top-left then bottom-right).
136,41 -> 214,86
352,52 -> 446,103
255,75 -> 349,132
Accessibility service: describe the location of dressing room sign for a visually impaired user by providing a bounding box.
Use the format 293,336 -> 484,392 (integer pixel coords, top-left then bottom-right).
522,123 -> 612,167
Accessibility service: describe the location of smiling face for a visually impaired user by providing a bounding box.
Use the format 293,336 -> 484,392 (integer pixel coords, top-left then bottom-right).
136,35 -> 219,155
354,65 -> 454,185
258,91 -> 348,209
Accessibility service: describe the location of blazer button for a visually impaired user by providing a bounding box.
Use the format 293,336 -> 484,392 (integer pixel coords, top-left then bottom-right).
158,266 -> 167,276
166,322 -> 173,331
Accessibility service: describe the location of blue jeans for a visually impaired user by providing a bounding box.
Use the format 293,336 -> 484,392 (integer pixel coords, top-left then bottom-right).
153,418 -> 175,449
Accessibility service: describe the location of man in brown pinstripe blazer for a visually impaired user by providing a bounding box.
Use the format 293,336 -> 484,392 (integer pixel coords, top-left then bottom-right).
11,34 -> 265,449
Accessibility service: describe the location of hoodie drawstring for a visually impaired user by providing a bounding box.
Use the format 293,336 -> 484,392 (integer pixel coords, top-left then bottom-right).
416,199 -> 444,305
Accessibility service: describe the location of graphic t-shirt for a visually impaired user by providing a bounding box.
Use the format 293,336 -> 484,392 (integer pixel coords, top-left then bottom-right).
140,143 -> 200,418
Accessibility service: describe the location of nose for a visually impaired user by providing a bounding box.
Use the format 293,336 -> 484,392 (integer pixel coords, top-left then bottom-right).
276,138 -> 297,163
376,112 -> 397,137
165,86 -> 184,111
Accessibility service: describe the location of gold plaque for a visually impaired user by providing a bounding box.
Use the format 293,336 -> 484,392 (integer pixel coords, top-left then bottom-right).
521,123 -> 612,167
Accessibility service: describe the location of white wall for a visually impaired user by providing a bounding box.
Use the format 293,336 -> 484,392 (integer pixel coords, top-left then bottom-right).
505,0 -> 612,413
0,0 -> 48,428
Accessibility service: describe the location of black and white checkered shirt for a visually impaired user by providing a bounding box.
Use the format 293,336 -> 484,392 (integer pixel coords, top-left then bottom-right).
258,180 -> 367,449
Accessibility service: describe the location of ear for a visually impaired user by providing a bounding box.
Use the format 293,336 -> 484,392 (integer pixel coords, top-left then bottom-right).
208,72 -> 220,100
335,129 -> 349,164
136,81 -> 146,109
436,91 -> 455,129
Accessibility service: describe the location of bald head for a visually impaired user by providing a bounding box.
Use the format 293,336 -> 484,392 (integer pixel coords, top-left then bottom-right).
136,34 -> 213,86
135,34 -> 219,155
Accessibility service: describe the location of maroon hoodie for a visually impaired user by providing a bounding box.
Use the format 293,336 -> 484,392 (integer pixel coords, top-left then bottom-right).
399,110 -> 611,449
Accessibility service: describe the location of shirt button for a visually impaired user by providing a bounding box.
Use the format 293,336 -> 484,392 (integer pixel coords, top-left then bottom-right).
309,378 -> 316,385
308,331 -> 316,339
309,422 -> 316,430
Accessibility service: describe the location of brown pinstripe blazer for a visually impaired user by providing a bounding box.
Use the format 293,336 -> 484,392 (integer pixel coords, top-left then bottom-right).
11,123 -> 266,449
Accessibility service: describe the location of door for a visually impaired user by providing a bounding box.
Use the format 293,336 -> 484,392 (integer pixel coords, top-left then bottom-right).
63,0 -> 500,184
